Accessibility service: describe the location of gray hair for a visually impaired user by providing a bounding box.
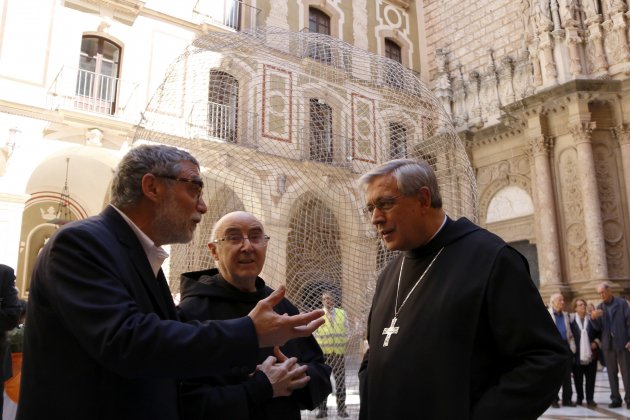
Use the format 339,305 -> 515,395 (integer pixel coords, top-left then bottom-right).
549,293 -> 563,307
110,144 -> 199,209
357,158 -> 442,208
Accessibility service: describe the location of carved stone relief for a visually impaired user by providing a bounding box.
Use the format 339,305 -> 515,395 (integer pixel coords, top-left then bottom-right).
478,156 -> 532,224
558,148 -> 589,281
593,140 -> 629,278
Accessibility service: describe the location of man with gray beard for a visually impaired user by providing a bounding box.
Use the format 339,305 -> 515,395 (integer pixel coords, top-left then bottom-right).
18,144 -> 324,420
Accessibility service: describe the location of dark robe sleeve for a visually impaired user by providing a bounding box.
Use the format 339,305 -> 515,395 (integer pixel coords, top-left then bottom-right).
278,299 -> 332,410
471,247 -> 571,420
358,348 -> 369,420
181,371 -> 272,420
358,302 -> 373,420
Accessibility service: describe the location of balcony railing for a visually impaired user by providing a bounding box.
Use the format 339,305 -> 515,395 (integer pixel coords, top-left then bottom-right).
193,0 -> 260,32
187,101 -> 261,148
47,66 -> 139,118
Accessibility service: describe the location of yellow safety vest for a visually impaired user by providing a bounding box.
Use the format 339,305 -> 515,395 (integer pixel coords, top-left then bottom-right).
316,308 -> 348,355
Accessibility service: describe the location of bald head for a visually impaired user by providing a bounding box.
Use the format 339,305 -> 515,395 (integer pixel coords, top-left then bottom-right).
208,211 -> 269,292
211,211 -> 260,242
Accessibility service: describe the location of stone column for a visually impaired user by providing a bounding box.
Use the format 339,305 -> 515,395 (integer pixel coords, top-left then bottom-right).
568,121 -> 609,280
529,135 -> 563,289
615,124 -> 630,219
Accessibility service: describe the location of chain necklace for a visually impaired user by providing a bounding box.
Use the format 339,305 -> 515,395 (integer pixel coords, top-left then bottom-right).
382,247 -> 445,347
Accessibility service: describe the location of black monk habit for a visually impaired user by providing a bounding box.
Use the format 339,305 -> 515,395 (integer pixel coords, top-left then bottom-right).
358,217 -> 570,420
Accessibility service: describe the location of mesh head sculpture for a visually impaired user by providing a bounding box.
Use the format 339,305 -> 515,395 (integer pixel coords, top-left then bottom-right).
134,28 -> 477,411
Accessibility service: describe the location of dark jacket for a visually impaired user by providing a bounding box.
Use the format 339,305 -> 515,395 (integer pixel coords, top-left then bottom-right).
590,296 -> 630,351
0,265 -> 20,382
178,269 -> 332,420
18,206 -> 260,420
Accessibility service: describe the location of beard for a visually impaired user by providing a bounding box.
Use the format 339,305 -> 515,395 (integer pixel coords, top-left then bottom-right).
152,192 -> 196,245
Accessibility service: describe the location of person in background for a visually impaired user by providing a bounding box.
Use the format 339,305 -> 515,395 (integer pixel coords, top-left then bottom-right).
17,144 -> 325,420
0,265 -> 20,418
548,293 -> 576,408
570,298 -> 598,407
314,291 -> 349,418
178,211 -> 331,420
4,299 -> 27,420
590,282 -> 630,408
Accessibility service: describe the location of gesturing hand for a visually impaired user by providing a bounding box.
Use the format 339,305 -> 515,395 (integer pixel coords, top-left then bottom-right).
248,286 -> 325,348
257,354 -> 310,397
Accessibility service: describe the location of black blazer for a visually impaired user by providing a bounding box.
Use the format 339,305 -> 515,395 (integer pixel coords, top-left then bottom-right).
18,206 -> 260,420
0,264 -> 20,382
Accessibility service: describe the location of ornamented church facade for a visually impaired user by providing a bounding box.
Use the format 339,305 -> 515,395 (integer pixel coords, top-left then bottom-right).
0,0 -> 627,308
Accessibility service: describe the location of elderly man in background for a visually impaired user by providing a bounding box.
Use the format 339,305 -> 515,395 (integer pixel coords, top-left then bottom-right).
548,293 -> 576,408
591,282 -> 630,408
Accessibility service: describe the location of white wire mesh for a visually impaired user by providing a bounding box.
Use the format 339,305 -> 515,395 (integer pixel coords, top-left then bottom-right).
134,27 -> 478,417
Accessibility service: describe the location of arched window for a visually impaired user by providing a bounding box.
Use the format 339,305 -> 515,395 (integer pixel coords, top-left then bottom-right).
389,122 -> 407,159
76,36 -> 121,115
208,70 -> 239,143
308,7 -> 331,63
384,38 -> 403,89
309,98 -> 333,162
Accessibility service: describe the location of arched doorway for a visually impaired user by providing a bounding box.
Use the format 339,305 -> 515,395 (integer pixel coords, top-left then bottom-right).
286,194 -> 342,311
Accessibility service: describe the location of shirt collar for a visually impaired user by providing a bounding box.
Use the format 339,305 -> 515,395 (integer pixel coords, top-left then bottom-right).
110,204 -> 169,277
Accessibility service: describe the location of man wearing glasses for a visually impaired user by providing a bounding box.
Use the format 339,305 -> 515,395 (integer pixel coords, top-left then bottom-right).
357,158 -> 570,420
18,145 -> 325,420
178,211 -> 332,419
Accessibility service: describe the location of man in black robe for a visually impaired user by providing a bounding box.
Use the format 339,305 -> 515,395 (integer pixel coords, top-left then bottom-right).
178,211 -> 332,419
357,158 -> 571,420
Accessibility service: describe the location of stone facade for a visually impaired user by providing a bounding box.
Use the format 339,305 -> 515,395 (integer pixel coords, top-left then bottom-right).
1,0 -> 628,306
425,0 -> 630,301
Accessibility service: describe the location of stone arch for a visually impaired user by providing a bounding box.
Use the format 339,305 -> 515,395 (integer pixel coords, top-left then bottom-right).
285,192 -> 343,310
17,147 -> 117,296
479,173 -> 532,224
486,185 -> 534,224
168,170 -> 258,288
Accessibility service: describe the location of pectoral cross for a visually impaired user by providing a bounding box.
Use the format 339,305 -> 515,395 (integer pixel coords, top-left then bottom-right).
382,317 -> 399,347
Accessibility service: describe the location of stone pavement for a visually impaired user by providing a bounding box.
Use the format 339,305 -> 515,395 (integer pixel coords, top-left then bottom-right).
301,363 -> 630,419
540,368 -> 630,420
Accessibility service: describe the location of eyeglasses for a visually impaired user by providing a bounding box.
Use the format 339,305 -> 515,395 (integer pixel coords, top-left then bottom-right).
156,175 -> 204,199
363,194 -> 404,217
213,233 -> 271,246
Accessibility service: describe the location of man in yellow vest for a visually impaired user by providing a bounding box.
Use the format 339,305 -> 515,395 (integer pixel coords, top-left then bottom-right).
315,290 -> 349,418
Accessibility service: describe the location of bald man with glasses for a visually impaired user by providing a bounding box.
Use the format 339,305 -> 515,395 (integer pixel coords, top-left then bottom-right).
178,211 -> 332,420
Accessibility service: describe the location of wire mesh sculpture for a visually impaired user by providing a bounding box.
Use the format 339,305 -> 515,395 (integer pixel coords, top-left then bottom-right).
134,27 -> 478,417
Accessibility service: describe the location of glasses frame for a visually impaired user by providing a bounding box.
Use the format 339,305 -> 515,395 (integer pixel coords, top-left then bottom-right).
213,234 -> 271,246
156,175 -> 204,199
363,194 -> 404,217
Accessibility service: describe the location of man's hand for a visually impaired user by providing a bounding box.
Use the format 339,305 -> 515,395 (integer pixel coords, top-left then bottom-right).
257,355 -> 310,397
591,309 -> 604,319
249,286 -> 325,348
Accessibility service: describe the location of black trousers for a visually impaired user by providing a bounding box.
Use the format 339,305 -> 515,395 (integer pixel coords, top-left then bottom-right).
555,355 -> 573,403
573,360 -> 597,402
318,353 -> 346,412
